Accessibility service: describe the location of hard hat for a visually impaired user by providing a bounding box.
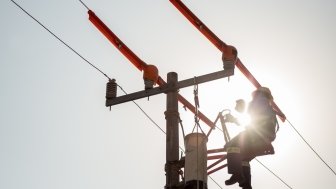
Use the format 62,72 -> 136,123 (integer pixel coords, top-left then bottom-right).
252,87 -> 273,100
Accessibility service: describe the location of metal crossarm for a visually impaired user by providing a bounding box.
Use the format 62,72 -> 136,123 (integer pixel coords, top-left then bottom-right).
106,69 -> 233,106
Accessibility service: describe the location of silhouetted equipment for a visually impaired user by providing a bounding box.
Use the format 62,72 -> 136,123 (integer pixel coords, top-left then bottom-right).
105,79 -> 117,110
106,79 -> 117,99
207,109 -> 240,143
185,133 -> 208,189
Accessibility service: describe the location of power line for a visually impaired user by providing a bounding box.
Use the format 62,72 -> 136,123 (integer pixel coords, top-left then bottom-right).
117,85 -> 185,152
255,159 -> 293,189
79,0 -> 89,11
208,176 -> 224,189
117,85 -> 166,135
10,0 -> 111,81
287,119 -> 336,176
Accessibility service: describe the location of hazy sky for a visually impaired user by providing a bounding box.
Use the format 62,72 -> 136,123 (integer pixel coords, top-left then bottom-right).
1,0 -> 336,189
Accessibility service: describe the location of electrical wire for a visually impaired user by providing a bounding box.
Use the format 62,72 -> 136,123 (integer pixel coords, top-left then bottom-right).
79,0 -> 89,10
10,0 -> 111,81
117,85 -> 166,134
255,159 -> 293,189
208,176 -> 224,189
287,119 -> 336,176
117,85 -> 189,153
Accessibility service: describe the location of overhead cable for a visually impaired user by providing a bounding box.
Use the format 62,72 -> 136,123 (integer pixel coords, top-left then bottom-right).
10,0 -> 111,81
79,0 -> 89,10
287,119 -> 336,176
255,159 -> 293,189
117,85 -> 166,135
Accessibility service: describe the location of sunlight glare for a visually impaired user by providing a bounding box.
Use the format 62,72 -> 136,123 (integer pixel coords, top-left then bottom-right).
236,112 -> 251,127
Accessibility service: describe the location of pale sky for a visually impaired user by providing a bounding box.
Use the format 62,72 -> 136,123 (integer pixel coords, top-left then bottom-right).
1,0 -> 336,189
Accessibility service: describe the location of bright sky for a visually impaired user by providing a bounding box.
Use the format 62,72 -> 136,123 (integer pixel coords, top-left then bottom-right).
1,0 -> 336,189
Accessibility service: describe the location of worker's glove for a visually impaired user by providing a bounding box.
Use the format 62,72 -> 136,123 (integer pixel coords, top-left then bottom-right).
225,113 -> 240,126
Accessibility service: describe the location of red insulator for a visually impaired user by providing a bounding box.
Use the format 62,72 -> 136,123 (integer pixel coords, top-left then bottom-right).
222,45 -> 238,71
143,64 -> 159,90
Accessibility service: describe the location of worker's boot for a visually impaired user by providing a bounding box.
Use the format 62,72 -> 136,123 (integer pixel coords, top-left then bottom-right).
225,174 -> 245,186
225,147 -> 244,185
239,161 -> 252,189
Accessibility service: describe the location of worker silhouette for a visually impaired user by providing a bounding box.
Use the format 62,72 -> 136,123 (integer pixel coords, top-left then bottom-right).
224,87 -> 278,189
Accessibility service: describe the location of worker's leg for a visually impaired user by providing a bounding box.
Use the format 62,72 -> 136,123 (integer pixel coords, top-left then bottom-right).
224,132 -> 249,185
239,161 -> 252,189
225,146 -> 244,185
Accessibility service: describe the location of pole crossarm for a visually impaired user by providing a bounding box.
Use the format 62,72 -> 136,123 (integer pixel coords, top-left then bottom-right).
106,69 -> 233,106
178,69 -> 233,89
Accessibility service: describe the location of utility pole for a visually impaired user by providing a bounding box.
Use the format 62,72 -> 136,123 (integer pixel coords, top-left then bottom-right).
106,69 -> 233,189
165,72 -> 180,188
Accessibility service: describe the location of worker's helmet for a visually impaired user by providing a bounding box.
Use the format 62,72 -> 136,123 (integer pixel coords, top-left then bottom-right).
252,87 -> 273,100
